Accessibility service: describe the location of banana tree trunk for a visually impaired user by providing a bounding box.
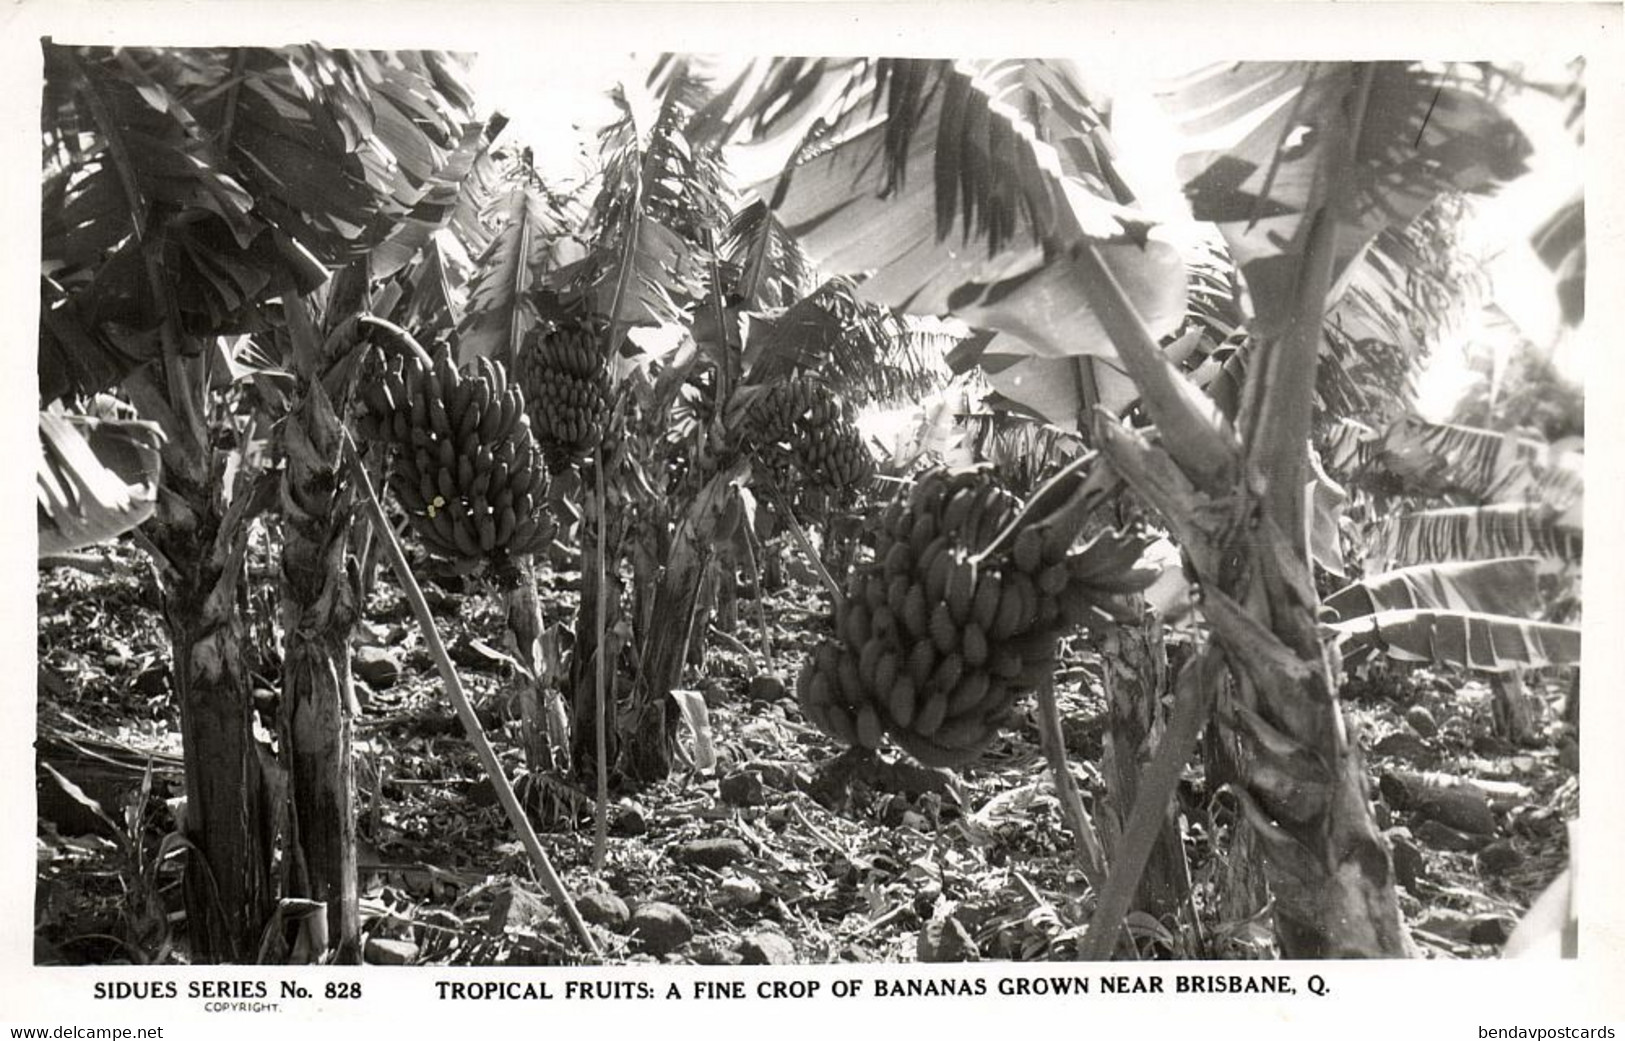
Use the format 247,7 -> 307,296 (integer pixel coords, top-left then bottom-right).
568,503 -> 621,782
1080,164 -> 1410,953
1099,619 -> 1190,922
150,464 -> 275,963
505,561 -> 563,776
278,383 -> 360,962
624,527 -> 704,783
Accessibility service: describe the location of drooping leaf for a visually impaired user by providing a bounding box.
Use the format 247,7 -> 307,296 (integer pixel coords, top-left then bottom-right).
591,210 -> 691,341
670,688 -> 717,772
1161,62 -> 1530,335
39,277 -> 161,406
1530,193 -> 1584,326
1327,608 -> 1580,673
723,199 -> 815,309
388,233 -> 468,344
194,48 -> 479,264
370,114 -> 507,280
1323,414 -> 1583,516
37,410 -> 165,555
740,59 -> 1188,423
1365,503 -> 1581,575
744,277 -> 950,407
40,44 -> 482,396
581,69 -> 732,357
1325,557 -> 1543,622
457,184 -> 574,364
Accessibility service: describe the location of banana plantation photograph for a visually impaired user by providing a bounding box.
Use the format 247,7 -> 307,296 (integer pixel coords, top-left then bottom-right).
34,41 -> 1588,969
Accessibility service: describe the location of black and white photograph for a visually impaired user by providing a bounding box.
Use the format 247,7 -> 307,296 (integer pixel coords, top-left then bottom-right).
10,0 -> 1623,1035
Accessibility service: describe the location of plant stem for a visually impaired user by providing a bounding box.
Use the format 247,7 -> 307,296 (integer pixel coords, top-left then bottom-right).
766,479 -> 843,608
742,525 -> 775,671
1079,652 -> 1213,961
341,434 -> 599,957
592,447 -> 610,871
1035,671 -> 1106,887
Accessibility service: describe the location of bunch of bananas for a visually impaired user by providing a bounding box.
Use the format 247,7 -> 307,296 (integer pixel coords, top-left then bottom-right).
740,376 -> 874,513
356,351 -> 554,566
795,468 -> 1155,768
520,323 -> 611,470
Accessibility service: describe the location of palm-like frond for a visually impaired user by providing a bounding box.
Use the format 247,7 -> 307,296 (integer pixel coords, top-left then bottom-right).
1162,62 -> 1529,336
744,276 -> 951,407
957,409 -> 1089,496
1328,608 -> 1579,673
1325,556 -> 1543,621
576,67 -> 733,353
731,58 -> 1187,423
1365,502 -> 1582,574
722,199 -> 815,309
456,182 -> 577,364
1322,414 -> 1583,513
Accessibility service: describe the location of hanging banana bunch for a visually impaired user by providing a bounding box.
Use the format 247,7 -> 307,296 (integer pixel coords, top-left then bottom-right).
740,375 -> 875,515
355,350 -> 554,570
796,467 -> 1156,768
520,322 -> 612,472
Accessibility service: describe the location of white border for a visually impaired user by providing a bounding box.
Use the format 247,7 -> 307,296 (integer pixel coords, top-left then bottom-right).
5,3 -> 1621,1037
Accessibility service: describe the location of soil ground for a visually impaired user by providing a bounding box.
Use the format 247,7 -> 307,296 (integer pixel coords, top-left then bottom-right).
34,537 -> 1577,965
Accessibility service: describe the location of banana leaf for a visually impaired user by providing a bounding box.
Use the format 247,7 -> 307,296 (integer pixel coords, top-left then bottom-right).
1325,413 -> 1583,513
456,185 -> 577,365
1324,557 -> 1542,622
1327,608 -> 1579,673
38,410 -> 165,556
1161,62 -> 1529,337
743,60 -> 1188,422
1365,503 -> 1582,575
1531,193 -> 1584,327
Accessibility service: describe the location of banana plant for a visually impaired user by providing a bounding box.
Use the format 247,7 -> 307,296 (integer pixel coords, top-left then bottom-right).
40,43 -> 481,962
723,57 -> 1538,957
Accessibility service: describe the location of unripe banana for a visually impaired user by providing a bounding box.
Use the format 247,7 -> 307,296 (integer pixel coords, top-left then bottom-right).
1014,527 -> 1043,574
946,561 -> 976,623
929,602 -> 958,654
972,572 -> 1002,633
836,656 -> 862,707
824,703 -> 858,745
887,675 -> 917,727
913,690 -> 949,737
931,652 -> 963,699
872,650 -> 898,697
854,704 -> 883,750
948,671 -> 991,715
858,636 -> 884,687
907,639 -> 937,688
962,622 -> 989,668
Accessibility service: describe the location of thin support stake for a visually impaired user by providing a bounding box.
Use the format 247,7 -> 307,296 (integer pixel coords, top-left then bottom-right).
742,524 -> 775,672
340,434 -> 599,958
1035,670 -> 1106,887
1079,652 -> 1214,961
592,446 -> 610,871
765,479 -> 843,608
